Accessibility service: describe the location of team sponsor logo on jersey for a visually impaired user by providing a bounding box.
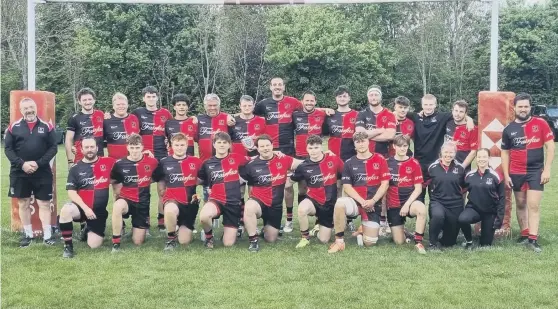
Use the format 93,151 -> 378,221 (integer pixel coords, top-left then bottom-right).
141,122 -> 154,131
211,169 -> 238,181
112,132 -> 127,140
486,178 -> 493,185
355,173 -> 379,182
199,126 -> 213,136
331,125 -> 354,135
391,174 -> 411,183
124,175 -> 152,183
82,176 -> 109,186
512,136 -> 541,146
258,173 -> 285,184
169,173 -> 196,184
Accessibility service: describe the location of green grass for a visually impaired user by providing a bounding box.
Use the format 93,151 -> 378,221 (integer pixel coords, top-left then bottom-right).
2,145 -> 558,309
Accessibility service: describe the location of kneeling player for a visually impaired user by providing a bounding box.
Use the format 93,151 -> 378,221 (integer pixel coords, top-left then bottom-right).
110,134 -> 159,251
198,132 -> 250,249
59,138 -> 116,258
153,133 -> 202,251
329,132 -> 390,253
386,135 -> 427,254
241,135 -> 303,251
291,135 -> 343,248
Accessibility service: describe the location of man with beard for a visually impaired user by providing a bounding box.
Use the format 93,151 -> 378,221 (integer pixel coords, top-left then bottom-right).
501,93 -> 554,253
444,100 -> 478,170
103,93 -> 140,159
59,138 -> 116,258
66,88 -> 105,165
5,98 -> 58,247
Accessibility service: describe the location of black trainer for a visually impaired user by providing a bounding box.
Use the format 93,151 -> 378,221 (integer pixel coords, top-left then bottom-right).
79,225 -> 89,242
248,240 -> 260,252
164,239 -> 177,252
516,236 -> 529,245
204,238 -> 214,249
464,241 -> 473,250
158,224 -> 166,233
43,237 -> 56,246
111,243 -> 121,253
527,240 -> 542,253
237,226 -> 244,239
63,245 -> 74,258
19,236 -> 33,248
428,243 -> 441,252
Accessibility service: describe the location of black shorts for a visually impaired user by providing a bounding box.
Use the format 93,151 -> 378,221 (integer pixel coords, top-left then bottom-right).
307,198 -> 334,229
75,206 -> 108,237
250,198 -> 283,230
348,199 -> 381,224
274,146 -> 295,157
510,172 -> 544,192
387,207 -> 415,227
8,175 -> 53,201
164,200 -> 200,230
120,198 -> 150,229
211,200 -> 241,229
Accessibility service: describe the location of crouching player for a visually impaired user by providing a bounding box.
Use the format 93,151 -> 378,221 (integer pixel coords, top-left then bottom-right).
291,135 -> 343,248
386,135 -> 427,254
59,138 -> 116,258
153,133 -> 203,251
328,132 -> 390,253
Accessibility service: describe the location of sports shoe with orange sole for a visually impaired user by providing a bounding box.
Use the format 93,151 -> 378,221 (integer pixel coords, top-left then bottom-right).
328,241 -> 346,253
351,225 -> 363,237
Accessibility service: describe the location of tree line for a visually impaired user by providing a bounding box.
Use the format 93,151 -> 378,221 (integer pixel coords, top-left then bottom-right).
2,0 -> 557,128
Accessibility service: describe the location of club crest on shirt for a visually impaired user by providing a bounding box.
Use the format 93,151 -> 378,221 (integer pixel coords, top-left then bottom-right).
486,178 -> 493,185
144,165 -> 150,171
276,162 -> 283,169
406,167 -> 412,173
407,125 -> 412,130
219,120 -> 225,125
188,125 -> 193,131
285,103 -> 291,109
452,167 -> 459,174
461,131 -> 466,138
382,116 -> 387,122
373,163 -> 379,170
327,161 -> 333,168
350,118 -> 356,124
100,164 -> 106,171
38,127 -> 44,134
131,121 -> 137,128
96,117 -> 102,123
255,124 -> 261,130
229,158 -> 234,164
161,116 -> 167,122
533,125 -> 539,132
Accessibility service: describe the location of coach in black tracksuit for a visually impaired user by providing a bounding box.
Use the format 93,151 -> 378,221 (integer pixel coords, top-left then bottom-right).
427,143 -> 466,249
459,163 -> 505,248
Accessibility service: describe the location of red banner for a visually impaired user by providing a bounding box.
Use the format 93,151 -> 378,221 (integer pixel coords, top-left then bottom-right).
10,91 -> 58,236
477,91 -> 516,237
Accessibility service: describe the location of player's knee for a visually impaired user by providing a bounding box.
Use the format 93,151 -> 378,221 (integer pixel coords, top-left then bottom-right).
264,233 -> 278,243
222,238 -> 236,247
164,203 -> 178,215
363,235 -> 378,247
178,237 -> 192,245
318,234 -> 330,244
132,236 -> 145,246
527,202 -> 540,212
87,238 -> 103,249
297,205 -> 308,216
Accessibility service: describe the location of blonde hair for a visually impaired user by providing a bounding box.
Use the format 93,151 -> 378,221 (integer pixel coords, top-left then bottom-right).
440,141 -> 457,155
112,92 -> 128,103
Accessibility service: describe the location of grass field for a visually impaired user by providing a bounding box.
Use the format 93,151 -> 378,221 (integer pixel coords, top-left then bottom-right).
1,145 -> 557,309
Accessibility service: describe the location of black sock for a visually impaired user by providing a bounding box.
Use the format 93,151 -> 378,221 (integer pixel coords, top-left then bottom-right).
60,222 -> 73,246
301,229 -> 310,240
167,231 -> 177,240
287,207 -> 293,222
414,232 -> 424,244
335,231 -> 344,238
112,235 -> 121,245
80,222 -> 86,231
205,229 -> 213,240
249,234 -> 258,242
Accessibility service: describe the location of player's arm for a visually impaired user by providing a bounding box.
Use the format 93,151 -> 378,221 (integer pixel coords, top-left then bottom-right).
65,117 -> 77,163
500,129 -> 512,188
66,168 -> 96,218
541,139 -> 555,184
290,158 -> 304,171
341,163 -> 366,205
315,107 -> 335,116
462,150 -> 477,169
35,126 -> 58,168
373,113 -> 397,142
197,164 -> 208,186
3,129 -> 24,169
67,190 -> 90,212
110,164 -> 123,185
355,113 -> 382,139
370,180 -> 389,205
462,127 -> 479,168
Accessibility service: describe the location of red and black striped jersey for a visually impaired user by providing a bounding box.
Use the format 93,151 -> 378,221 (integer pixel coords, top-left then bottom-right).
67,110 -> 105,162
292,109 -> 327,157
342,154 -> 390,201
165,118 -> 197,156
111,155 -> 159,203
389,117 -> 415,157
195,113 -> 232,162
231,115 -> 266,157
325,110 -> 358,161
386,157 -> 423,208
254,96 -> 302,149
445,122 -> 479,164
241,155 -> 294,208
153,155 -> 202,205
103,114 -> 140,159
428,159 -> 466,208
66,157 -> 116,210
291,153 -> 343,205
197,154 -> 250,205
501,117 -> 554,174
355,107 -> 396,157
132,107 -> 172,159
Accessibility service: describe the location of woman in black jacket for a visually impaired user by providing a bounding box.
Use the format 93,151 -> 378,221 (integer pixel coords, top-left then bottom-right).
459,148 -> 505,248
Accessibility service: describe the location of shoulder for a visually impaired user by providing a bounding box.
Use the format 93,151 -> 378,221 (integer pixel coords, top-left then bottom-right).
38,118 -> 54,131
410,158 -> 421,166
8,118 -> 24,132
257,98 -> 274,105
101,156 -> 117,165
428,159 -> 441,170
465,168 -> 477,178
487,168 -> 502,182
373,153 -> 387,162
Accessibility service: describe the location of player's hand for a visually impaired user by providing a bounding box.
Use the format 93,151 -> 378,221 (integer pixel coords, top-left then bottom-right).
400,204 -> 410,217
418,110 -> 424,117
191,116 -> 198,124
493,216 -> 503,230
71,146 -> 77,155
541,169 -> 551,184
191,194 -> 199,203
324,108 -> 335,116
363,199 -> 375,211
104,111 -> 111,120
227,114 -> 236,126
83,207 -> 97,220
143,150 -> 155,158
504,175 -> 513,189
22,162 -> 35,174
465,117 -> 475,131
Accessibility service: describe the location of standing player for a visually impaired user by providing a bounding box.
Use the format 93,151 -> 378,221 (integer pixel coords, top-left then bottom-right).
389,96 -> 415,157
103,93 -> 140,159
231,95 -> 266,158
132,86 -> 172,231
445,100 -> 478,170
241,135 -> 303,252
153,133 -> 203,251
328,132 -> 390,253
197,132 -> 250,249
386,135 -> 427,254
291,135 -> 344,248
5,98 -> 58,247
501,93 -> 554,253
110,134 -> 159,251
165,94 -> 196,157
65,88 -> 104,165
59,138 -> 116,258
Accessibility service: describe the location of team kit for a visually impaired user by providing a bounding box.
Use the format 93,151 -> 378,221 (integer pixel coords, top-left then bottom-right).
5,78 -> 555,258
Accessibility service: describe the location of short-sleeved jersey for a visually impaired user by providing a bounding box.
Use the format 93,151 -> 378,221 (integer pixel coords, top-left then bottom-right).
103,114 -> 140,159
66,157 -> 116,210
292,109 -> 327,157
153,155 -> 202,205
197,154 -> 249,205
341,154 -> 390,201
325,110 -> 358,161
241,155 -> 294,208
291,153 -> 343,205
231,115 -> 266,157
195,113 -> 232,162
67,110 -> 105,162
386,157 -> 423,208
501,117 -> 554,174
165,118 -> 197,156
428,159 -> 466,208
389,117 -> 415,157
465,168 -> 505,214
445,122 -> 479,164
111,156 -> 159,203
254,96 -> 302,149
355,107 -> 397,156
132,107 -> 173,159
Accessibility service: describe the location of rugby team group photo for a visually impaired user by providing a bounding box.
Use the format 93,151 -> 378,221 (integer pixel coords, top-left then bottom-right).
5,78 -> 555,259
